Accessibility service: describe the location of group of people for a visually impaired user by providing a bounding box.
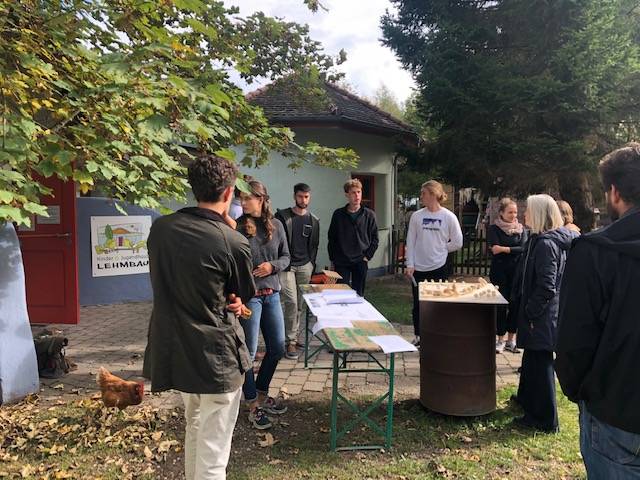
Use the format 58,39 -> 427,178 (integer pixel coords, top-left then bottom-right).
141,141 -> 640,479
401,146 -> 640,478
142,163 -> 379,479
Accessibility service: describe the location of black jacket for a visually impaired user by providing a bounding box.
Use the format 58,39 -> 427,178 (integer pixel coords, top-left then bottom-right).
275,207 -> 320,269
487,224 -> 528,291
327,205 -> 379,266
514,227 -> 576,351
143,208 -> 255,394
556,209 -> 640,433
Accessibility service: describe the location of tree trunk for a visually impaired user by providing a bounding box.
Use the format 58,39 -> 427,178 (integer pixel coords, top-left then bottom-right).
557,172 -> 596,232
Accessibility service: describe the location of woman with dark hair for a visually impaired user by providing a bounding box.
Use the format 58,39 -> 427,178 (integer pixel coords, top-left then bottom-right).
487,198 -> 528,354
237,179 -> 290,430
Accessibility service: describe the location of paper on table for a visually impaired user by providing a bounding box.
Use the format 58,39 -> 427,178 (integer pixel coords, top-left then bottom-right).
312,317 -> 354,335
324,294 -> 364,305
368,335 -> 418,354
321,289 -> 357,296
302,293 -> 386,322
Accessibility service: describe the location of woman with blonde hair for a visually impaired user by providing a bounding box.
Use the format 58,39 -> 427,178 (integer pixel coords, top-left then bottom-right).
556,200 -> 581,234
405,180 -> 463,346
487,198 -> 528,354
512,194 -> 578,432
237,178 -> 290,430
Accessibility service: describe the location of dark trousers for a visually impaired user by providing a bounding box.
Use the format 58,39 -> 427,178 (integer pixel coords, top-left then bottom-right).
335,261 -> 368,296
411,265 -> 449,336
517,349 -> 558,431
491,270 -> 517,336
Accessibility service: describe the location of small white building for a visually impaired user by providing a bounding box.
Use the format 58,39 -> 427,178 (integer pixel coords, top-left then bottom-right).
242,82 -> 416,275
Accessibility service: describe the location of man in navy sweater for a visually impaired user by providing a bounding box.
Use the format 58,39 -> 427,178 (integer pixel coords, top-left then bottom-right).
327,178 -> 379,296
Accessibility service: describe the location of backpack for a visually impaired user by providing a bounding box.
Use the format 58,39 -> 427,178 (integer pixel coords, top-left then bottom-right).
33,334 -> 71,379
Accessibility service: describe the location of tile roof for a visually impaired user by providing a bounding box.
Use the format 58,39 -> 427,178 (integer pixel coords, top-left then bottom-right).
247,82 -> 415,138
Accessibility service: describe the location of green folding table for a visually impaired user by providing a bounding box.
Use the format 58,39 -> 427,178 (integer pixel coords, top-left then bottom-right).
299,284 -> 399,451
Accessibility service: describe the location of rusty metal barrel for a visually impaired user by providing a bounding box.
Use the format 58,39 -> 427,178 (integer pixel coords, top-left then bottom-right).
419,301 -> 497,416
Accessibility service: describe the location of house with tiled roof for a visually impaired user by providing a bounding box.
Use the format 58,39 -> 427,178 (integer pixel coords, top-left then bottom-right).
241,81 -> 417,275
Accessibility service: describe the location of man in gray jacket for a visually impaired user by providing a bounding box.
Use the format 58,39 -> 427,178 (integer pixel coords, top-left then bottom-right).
275,183 -> 320,359
143,154 -> 255,480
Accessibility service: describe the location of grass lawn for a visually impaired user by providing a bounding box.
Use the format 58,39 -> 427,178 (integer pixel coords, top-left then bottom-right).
1,387 -> 584,479
366,275 -> 413,325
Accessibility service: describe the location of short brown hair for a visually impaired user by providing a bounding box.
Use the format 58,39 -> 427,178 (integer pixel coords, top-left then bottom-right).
187,154 -> 238,203
599,142 -> 640,206
421,180 -> 447,204
556,200 -> 574,225
344,178 -> 362,193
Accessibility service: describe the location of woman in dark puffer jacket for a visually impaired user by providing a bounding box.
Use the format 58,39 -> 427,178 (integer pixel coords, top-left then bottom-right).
511,194 -> 578,433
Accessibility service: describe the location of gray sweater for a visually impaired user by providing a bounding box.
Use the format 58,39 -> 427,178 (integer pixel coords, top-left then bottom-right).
237,216 -> 290,292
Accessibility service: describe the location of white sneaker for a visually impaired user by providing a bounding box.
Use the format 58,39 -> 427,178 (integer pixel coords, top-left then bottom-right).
495,340 -> 506,353
411,336 -> 420,347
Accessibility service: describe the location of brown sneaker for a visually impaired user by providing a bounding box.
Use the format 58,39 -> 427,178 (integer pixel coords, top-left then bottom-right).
285,344 -> 299,360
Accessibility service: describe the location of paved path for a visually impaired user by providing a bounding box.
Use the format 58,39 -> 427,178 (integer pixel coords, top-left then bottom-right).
32,302 -> 522,409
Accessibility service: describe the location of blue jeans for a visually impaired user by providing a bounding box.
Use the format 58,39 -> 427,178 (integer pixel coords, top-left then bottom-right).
241,292 -> 285,402
580,402 -> 640,479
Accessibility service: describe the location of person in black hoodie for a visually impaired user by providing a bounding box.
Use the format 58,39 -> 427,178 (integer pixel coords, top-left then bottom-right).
487,197 -> 528,354
556,143 -> 640,477
512,194 -> 577,433
327,178 -> 379,296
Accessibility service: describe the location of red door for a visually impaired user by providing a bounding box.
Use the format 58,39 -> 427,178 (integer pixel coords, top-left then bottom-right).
16,177 -> 79,324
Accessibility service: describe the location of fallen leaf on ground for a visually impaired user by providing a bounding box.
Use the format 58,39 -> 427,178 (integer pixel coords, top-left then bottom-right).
258,433 -> 278,447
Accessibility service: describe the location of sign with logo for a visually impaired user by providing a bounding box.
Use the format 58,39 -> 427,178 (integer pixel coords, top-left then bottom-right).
90,216 -> 152,277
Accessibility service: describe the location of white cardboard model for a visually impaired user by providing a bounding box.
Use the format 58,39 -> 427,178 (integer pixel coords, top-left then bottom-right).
0,222 -> 39,404
418,277 -> 508,305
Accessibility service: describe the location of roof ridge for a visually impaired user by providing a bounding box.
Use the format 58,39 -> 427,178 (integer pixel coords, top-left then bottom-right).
245,83 -> 272,101
324,82 -> 415,132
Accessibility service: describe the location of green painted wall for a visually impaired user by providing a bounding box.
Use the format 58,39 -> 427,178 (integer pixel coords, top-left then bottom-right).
167,127 -> 399,274
240,127 -> 397,273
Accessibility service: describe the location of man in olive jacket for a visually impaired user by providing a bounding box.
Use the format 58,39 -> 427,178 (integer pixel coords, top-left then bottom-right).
143,155 -> 255,480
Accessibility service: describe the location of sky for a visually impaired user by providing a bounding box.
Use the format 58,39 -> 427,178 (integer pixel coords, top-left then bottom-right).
222,0 -> 416,104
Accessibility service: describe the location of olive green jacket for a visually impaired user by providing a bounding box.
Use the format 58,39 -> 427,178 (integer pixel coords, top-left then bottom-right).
143,207 -> 255,394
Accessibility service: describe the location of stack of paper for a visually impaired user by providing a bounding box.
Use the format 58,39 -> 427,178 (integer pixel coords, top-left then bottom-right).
368,335 -> 418,353
323,290 -> 364,305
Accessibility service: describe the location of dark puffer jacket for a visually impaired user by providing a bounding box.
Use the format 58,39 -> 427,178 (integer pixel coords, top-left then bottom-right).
513,227 -> 578,351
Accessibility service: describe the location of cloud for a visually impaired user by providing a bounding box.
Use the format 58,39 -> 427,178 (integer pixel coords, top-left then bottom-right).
223,0 -> 415,102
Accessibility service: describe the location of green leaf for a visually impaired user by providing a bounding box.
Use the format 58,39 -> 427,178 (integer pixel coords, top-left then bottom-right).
73,170 -> 94,185
86,161 -> 99,173
235,176 -> 251,194
23,202 -> 49,216
37,161 -> 56,177
113,202 -> 128,216
0,205 -> 24,222
53,150 -> 75,166
0,190 -> 14,204
174,0 -> 205,13
214,149 -> 236,160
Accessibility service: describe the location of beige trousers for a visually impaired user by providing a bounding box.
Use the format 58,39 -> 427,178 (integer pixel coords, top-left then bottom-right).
279,261 -> 314,345
181,388 -> 241,480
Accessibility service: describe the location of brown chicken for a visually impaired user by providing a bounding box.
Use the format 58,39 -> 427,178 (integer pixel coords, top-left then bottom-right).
96,367 -> 144,409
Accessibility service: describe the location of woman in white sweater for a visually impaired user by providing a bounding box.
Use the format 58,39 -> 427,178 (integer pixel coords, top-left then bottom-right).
405,180 -> 464,345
